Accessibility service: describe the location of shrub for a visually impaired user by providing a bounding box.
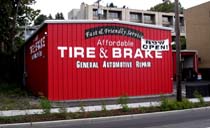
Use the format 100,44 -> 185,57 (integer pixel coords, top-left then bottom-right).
181,99 -> 194,109
138,106 -> 146,113
40,98 -> 51,114
79,102 -> 85,112
161,97 -> 195,111
121,105 -> 130,112
117,95 -> 130,112
160,98 -> 177,111
193,90 -> 205,106
101,101 -> 107,112
0,83 -> 28,97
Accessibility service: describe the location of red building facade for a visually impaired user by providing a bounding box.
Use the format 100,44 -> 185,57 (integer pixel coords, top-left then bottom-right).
24,20 -> 173,101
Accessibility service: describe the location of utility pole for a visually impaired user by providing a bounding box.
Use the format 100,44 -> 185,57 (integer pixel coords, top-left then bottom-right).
175,0 -> 182,101
96,0 -> 102,20
162,0 -> 182,101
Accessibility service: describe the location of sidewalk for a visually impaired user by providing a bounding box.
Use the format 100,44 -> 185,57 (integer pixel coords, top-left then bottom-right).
1,97 -> 210,117
1,80 -> 210,117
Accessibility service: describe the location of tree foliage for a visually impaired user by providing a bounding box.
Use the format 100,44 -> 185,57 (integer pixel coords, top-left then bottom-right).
106,2 -> 117,8
0,0 -> 40,54
55,12 -> 64,20
150,0 -> 184,14
34,14 -> 48,25
172,36 -> 186,50
48,14 -> 53,19
34,14 -> 54,25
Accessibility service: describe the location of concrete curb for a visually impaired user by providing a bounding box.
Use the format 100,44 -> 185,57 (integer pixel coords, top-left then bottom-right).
0,97 -> 210,117
1,106 -> 210,128
0,101 -> 160,117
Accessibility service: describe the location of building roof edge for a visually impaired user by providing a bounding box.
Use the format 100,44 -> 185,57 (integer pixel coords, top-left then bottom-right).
25,20 -> 172,44
44,20 -> 172,31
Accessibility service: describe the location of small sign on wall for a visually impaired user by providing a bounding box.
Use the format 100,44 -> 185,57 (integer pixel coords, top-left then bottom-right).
141,38 -> 169,51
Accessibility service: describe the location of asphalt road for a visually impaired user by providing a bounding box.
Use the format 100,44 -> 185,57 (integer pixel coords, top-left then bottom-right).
2,107 -> 210,128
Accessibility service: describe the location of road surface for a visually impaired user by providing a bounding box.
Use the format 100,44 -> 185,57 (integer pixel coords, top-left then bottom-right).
2,107 -> 210,128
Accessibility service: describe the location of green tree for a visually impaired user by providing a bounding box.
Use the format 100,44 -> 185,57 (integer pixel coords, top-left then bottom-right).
150,0 -> 184,14
59,13 -> 64,19
172,36 -> 186,50
34,14 -> 48,25
0,0 -> 40,54
55,12 -> 64,20
0,0 -> 40,83
180,36 -> 186,49
48,14 -> 53,19
109,3 -> 114,7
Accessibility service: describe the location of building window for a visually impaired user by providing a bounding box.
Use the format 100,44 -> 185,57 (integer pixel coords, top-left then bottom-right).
180,17 -> 184,26
162,17 -> 169,23
144,14 -> 155,24
162,15 -> 173,27
93,9 -> 98,17
109,11 -> 121,19
144,15 -> 151,21
130,12 -> 142,22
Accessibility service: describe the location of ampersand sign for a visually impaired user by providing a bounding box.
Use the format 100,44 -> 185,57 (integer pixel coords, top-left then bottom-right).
99,48 -> 108,58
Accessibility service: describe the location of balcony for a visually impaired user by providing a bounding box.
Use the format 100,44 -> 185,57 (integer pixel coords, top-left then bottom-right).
130,19 -> 142,23
108,11 -> 122,20
162,22 -> 173,27
144,20 -> 155,24
130,12 -> 142,23
143,14 -> 155,24
162,16 -> 173,26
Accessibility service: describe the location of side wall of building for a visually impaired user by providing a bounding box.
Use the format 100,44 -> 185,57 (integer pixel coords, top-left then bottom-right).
184,2 -> 210,79
25,26 -> 48,97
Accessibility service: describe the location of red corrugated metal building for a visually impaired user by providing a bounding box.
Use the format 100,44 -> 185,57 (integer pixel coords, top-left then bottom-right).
23,20 -> 173,101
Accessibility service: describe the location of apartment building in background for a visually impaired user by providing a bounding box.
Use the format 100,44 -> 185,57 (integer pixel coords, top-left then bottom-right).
68,2 -> 186,38
184,1 -> 210,79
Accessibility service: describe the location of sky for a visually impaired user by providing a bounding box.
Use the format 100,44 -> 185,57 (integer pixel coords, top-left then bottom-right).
31,0 -> 210,19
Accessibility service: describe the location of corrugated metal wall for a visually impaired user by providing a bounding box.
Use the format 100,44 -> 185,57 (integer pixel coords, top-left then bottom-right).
45,22 -> 173,100
25,26 -> 48,96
